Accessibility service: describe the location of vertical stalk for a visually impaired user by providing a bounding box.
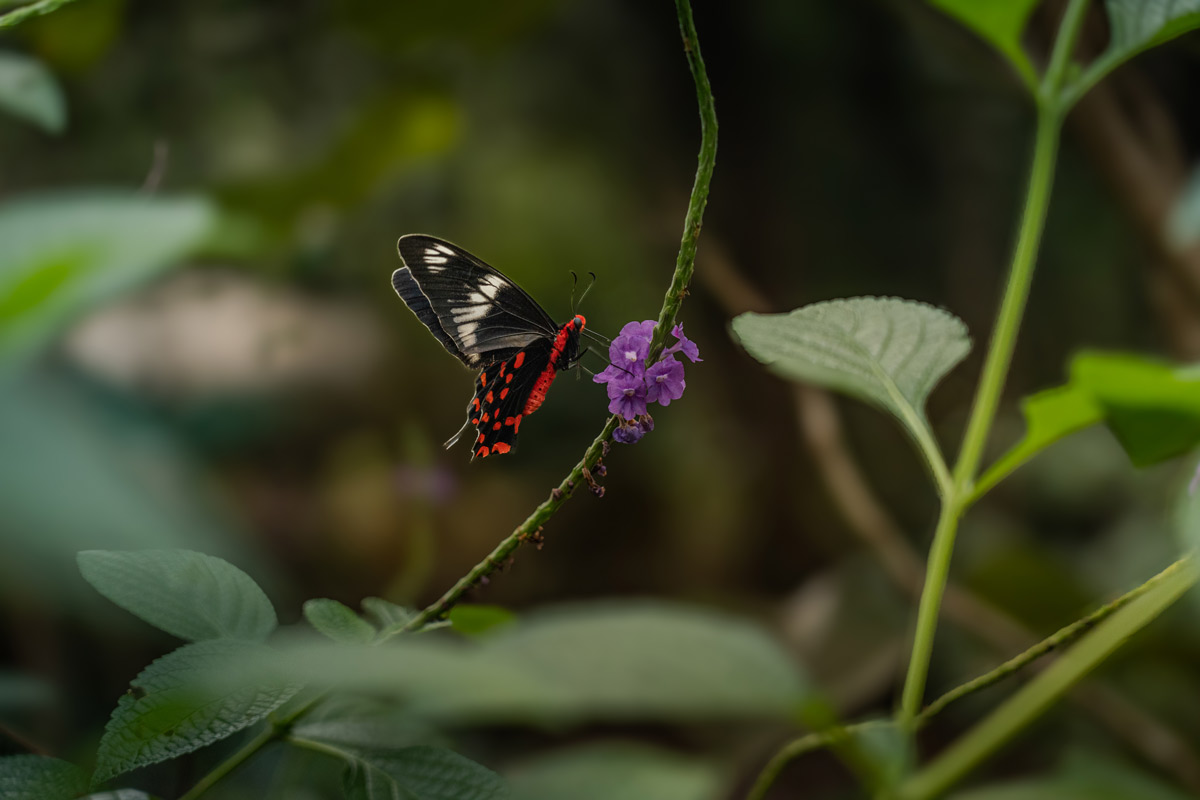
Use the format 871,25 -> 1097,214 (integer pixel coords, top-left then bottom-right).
898,0 -> 1091,725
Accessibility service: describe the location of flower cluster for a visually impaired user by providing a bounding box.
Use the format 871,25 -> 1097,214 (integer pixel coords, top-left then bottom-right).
593,320 -> 701,443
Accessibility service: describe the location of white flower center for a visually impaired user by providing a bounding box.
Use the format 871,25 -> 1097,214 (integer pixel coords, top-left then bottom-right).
624,387 -> 635,396
623,350 -> 638,362
656,374 -> 666,383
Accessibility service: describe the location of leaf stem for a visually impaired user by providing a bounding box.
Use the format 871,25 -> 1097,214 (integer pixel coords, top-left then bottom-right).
899,556 -> 1197,800
744,721 -> 890,800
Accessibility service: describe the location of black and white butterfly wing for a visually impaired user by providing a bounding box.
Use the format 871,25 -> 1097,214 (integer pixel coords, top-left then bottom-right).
393,235 -> 558,368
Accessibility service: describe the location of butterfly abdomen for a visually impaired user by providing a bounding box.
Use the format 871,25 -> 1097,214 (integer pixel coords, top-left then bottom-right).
524,315 -> 585,416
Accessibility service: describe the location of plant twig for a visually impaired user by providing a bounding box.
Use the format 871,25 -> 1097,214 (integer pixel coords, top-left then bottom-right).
915,558 -> 1193,726
744,721 -> 889,800
402,0 -> 717,634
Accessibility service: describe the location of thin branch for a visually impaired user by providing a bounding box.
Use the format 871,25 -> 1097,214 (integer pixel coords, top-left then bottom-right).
402,0 -> 717,634
916,557 -> 1193,726
744,721 -> 889,800
0,0 -> 80,28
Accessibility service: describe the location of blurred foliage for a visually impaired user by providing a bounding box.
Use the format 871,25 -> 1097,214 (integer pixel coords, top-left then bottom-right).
1,0 -> 1199,799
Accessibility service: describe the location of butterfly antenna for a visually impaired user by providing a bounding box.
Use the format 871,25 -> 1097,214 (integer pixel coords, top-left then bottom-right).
569,271 -> 579,315
577,271 -> 597,309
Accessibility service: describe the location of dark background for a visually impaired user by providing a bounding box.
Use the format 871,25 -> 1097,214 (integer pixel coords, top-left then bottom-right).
3,1 -> 1200,797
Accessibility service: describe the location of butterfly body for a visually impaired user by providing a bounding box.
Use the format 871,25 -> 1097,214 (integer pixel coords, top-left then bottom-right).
392,234 -> 587,459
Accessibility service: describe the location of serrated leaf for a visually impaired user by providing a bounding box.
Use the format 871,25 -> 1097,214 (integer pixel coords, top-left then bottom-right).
304,599 -> 376,644
505,743 -> 720,800
926,0 -> 1039,90
1072,1 -> 1200,104
292,697 -> 437,752
94,640 -> 299,782
306,743 -> 507,800
732,298 -> 969,468
449,605 -> 516,637
78,550 -> 277,642
0,192 -> 212,367
0,755 -> 88,800
0,51 -> 65,132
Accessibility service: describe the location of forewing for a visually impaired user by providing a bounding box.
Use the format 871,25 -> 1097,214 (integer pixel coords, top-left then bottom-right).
467,339 -> 552,460
395,235 -> 558,368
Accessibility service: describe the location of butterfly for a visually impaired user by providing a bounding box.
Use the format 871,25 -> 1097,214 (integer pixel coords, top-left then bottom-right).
392,234 -> 595,460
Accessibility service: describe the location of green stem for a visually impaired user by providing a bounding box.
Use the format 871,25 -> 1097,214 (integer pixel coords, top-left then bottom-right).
899,557 -> 1197,800
401,0 -> 717,635
0,0 -> 79,28
915,558 -> 1189,725
898,0 -> 1091,725
176,693 -> 325,800
745,721 -> 889,800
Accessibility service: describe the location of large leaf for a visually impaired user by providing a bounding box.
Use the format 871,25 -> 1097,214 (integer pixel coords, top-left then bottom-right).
505,743 -> 721,800
0,192 -> 212,367
304,598 -> 377,644
1071,1 -> 1200,103
94,640 -> 299,782
302,743 -> 508,800
732,298 -> 969,477
0,51 -> 65,132
926,0 -> 1040,90
291,697 -> 437,752
78,550 -> 277,642
206,602 -> 813,725
0,755 -> 88,800
976,353 -> 1200,499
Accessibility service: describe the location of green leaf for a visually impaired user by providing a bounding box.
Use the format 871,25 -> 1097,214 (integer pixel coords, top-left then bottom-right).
85,793 -> 155,800
0,0 -> 85,30
976,353 -> 1200,500
449,604 -> 516,637
732,298 -> 969,488
213,602 -> 813,725
0,755 -> 88,800
926,0 -> 1040,90
949,750 -> 1196,800
1071,1 -> 1200,104
303,599 -> 376,644
0,192 -> 212,367
94,639 -> 299,782
0,51 -> 65,132
362,597 -> 416,635
291,697 -> 437,752
78,550 -> 277,642
303,742 -> 507,800
1176,470 -> 1200,556
505,743 -> 721,800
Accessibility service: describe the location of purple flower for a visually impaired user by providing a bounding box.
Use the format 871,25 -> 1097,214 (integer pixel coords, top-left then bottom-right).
645,358 -> 685,406
593,318 -> 701,441
607,376 -> 648,418
613,414 -> 655,444
665,323 -> 702,363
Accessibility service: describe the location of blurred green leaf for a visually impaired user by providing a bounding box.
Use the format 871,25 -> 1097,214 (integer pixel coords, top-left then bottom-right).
94,640 -> 299,783
975,385 -> 1103,498
85,791 -> 155,799
0,0 -> 82,30
0,378 -> 259,602
925,0 -> 1039,90
0,193 -> 212,368
732,298 -> 969,479
1177,468 -> 1200,555
977,353 -> 1200,498
304,599 -> 377,644
1168,165 -> 1200,250
449,604 -> 516,637
315,744 -> 507,800
950,750 -> 1196,800
291,697 -> 437,752
209,602 -> 814,725
0,755 -> 88,800
0,51 -> 64,132
362,597 -> 416,636
78,550 -> 277,642
1072,1 -> 1200,102
505,743 -> 721,800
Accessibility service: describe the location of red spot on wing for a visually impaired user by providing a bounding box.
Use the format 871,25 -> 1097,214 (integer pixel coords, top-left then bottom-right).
514,415 -> 522,433
504,416 -> 515,426
505,373 -> 512,383
492,442 -> 511,454
514,352 -> 525,368
486,391 -> 494,403
500,387 -> 508,399
477,433 -> 485,444
480,371 -> 487,387
477,446 -> 490,458
473,398 -> 480,411
493,421 -> 502,430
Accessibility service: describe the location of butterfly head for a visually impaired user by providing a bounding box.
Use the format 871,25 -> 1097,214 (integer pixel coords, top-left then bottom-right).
572,314 -> 586,331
